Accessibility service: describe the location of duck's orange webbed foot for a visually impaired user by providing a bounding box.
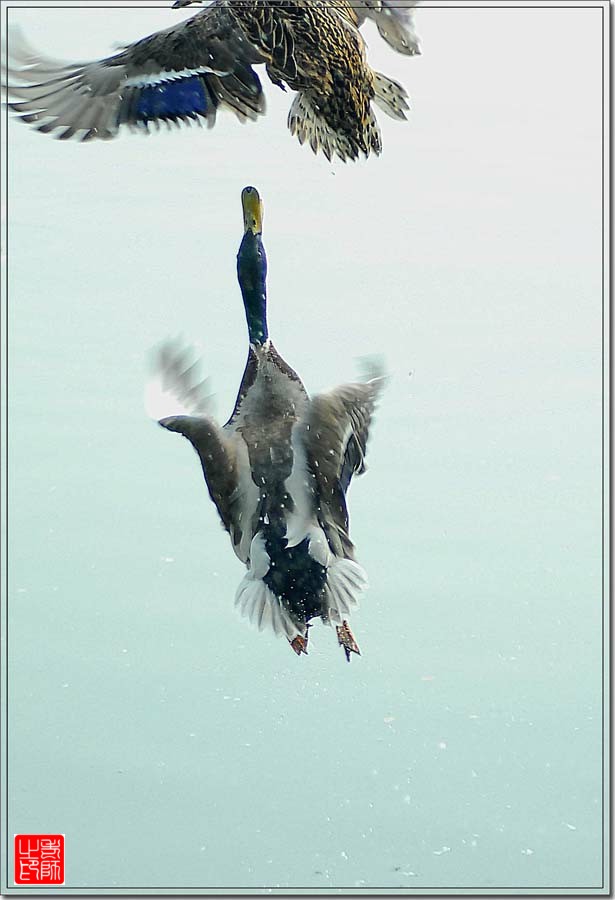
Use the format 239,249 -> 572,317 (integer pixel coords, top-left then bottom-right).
336,620 -> 361,662
289,633 -> 309,656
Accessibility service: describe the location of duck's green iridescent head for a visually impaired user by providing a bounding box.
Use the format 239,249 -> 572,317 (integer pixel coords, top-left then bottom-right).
237,186 -> 268,346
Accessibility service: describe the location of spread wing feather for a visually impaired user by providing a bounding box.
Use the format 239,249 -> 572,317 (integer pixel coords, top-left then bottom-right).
5,3 -> 266,140
300,367 -> 386,554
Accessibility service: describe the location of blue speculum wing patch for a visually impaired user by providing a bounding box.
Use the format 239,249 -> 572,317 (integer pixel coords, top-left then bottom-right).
135,75 -> 208,120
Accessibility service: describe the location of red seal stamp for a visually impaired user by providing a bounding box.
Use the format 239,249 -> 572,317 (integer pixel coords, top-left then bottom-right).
14,834 -> 65,885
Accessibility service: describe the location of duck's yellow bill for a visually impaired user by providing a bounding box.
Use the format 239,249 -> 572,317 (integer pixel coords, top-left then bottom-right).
242,186 -> 263,235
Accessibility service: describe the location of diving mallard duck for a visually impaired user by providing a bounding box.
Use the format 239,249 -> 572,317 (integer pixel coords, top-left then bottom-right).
146,187 -> 385,658
5,0 -> 420,161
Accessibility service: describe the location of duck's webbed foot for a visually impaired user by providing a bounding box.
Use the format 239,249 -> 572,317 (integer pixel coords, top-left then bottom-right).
336,620 -> 361,662
289,626 -> 310,656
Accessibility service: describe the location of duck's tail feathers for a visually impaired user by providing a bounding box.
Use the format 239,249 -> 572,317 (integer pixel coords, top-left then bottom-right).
234,576 -> 303,641
287,92 -> 338,162
372,72 -> 410,120
288,91 -> 381,162
323,558 -> 368,625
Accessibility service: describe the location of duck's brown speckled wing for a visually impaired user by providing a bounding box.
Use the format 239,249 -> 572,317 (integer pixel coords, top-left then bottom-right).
5,1 -> 266,140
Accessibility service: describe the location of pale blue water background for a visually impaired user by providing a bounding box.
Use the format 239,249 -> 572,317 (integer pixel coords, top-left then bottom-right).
4,2 -> 607,893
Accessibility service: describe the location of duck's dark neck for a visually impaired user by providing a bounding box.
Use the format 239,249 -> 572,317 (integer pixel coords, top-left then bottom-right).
237,230 -> 269,346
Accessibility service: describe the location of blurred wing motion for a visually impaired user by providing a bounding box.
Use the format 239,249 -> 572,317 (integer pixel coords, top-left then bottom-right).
355,0 -> 421,56
4,0 -> 420,160
146,339 -> 239,534
145,338 -> 215,421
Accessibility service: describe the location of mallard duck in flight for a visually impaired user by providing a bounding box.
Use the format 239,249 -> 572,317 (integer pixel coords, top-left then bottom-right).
146,187 -> 385,658
5,0 -> 420,161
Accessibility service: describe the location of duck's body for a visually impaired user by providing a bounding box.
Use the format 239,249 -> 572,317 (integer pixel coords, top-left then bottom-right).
6,0 -> 420,160
148,187 -> 384,658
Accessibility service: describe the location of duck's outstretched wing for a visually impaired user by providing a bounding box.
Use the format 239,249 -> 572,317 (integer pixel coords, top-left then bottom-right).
4,4 -> 265,141
146,340 -> 238,534
300,364 -> 386,554
159,414 -> 240,536
355,0 -> 421,56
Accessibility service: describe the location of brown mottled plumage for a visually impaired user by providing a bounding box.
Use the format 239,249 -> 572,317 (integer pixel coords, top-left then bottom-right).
4,0 -> 420,160
227,0 -> 382,158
